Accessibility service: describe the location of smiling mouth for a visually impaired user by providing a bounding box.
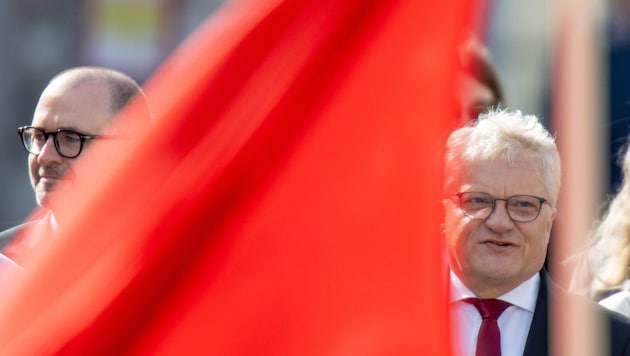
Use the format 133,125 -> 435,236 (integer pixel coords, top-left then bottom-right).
484,241 -> 513,247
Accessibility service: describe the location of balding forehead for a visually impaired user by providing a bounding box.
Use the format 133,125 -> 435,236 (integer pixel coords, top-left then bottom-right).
49,72 -> 110,91
33,78 -> 117,134
43,76 -> 115,113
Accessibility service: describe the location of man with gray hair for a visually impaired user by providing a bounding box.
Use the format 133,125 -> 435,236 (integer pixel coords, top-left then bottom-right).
444,109 -> 630,355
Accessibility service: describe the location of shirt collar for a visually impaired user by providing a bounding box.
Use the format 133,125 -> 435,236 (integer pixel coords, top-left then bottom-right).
449,270 -> 539,312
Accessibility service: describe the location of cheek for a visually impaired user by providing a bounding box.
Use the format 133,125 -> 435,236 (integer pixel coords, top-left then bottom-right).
67,160 -> 77,171
443,209 -> 458,237
531,211 -> 555,246
444,210 -> 473,247
28,156 -> 38,174
523,223 -> 551,253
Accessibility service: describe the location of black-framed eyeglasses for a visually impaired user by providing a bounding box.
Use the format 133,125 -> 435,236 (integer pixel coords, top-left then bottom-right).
451,191 -> 549,223
17,126 -> 115,159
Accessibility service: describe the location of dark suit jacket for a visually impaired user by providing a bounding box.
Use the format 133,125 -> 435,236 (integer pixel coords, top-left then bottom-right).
0,217 -> 49,261
0,208 -> 50,252
523,270 -> 630,356
0,223 -> 30,251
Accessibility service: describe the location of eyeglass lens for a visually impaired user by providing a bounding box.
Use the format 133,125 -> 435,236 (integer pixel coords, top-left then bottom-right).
457,192 -> 544,222
21,127 -> 83,158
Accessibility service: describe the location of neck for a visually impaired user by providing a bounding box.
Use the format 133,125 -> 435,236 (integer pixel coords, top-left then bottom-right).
49,211 -> 59,232
455,270 -> 525,299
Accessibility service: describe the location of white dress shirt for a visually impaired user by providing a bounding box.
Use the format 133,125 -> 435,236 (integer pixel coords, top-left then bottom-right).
450,271 -> 539,356
600,289 -> 630,318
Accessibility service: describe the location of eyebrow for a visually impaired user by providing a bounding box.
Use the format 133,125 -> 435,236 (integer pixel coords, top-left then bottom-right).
33,126 -> 93,135
57,126 -> 84,131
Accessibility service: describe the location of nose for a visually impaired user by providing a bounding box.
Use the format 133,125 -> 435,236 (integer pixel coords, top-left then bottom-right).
36,136 -> 63,164
485,200 -> 514,231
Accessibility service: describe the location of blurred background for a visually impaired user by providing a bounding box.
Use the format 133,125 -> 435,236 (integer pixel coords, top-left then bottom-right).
0,0 -> 627,229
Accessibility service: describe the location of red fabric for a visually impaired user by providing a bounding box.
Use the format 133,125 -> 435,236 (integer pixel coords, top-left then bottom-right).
0,0 -> 472,354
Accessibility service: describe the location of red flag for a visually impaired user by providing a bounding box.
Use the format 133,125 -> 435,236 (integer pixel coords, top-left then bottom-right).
0,0 -> 472,354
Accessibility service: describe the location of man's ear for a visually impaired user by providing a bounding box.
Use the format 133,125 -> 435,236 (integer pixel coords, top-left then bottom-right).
546,206 -> 557,233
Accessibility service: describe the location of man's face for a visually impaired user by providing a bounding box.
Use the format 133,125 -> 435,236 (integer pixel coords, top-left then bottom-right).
28,80 -> 113,209
443,156 -> 557,298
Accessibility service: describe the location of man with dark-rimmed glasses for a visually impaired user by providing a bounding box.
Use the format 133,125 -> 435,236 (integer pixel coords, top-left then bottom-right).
0,66 -> 148,262
17,126 -> 120,159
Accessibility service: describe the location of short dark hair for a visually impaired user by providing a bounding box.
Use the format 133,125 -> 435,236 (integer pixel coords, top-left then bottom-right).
50,66 -> 150,121
108,72 -> 145,114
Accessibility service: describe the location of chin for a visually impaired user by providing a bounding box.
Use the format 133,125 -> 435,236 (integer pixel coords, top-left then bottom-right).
37,193 -> 53,210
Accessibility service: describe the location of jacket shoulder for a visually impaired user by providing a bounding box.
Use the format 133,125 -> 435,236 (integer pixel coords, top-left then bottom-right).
0,221 -> 36,250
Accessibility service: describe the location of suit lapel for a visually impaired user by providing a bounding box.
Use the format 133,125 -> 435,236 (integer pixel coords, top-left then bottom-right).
522,270 -> 549,356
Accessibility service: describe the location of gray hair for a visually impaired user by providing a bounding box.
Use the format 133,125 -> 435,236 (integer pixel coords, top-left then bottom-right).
444,109 -> 561,205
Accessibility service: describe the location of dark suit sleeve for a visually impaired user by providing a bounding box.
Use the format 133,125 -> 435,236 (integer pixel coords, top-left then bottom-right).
522,271 -> 549,356
606,307 -> 630,356
525,270 -> 630,356
0,224 -> 27,251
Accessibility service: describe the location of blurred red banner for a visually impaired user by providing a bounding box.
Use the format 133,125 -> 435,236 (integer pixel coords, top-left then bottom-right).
0,0 -> 472,354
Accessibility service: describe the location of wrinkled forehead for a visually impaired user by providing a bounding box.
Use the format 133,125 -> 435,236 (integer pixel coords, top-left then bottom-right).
445,150 -> 545,189
445,156 -> 560,208
31,80 -> 114,134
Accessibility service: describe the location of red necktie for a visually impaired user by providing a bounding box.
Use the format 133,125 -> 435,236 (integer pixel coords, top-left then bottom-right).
463,298 -> 511,356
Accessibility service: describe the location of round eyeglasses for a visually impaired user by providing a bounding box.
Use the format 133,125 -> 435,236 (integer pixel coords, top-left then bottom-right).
451,191 -> 549,223
18,126 -> 108,159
